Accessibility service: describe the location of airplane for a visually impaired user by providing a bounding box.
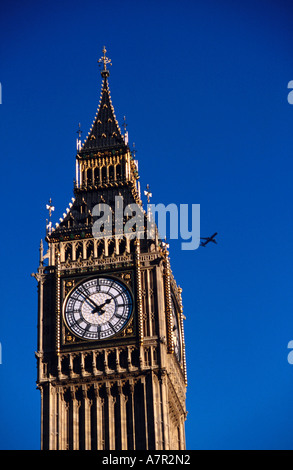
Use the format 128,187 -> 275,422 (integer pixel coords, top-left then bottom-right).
200,232 -> 218,247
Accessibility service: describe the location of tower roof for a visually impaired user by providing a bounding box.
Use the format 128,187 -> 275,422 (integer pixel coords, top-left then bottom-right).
79,47 -> 126,153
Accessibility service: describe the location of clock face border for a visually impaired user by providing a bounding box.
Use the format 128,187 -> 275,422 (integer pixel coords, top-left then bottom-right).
62,274 -> 134,343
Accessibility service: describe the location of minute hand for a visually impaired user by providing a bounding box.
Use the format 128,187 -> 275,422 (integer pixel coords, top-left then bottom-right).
78,288 -> 100,310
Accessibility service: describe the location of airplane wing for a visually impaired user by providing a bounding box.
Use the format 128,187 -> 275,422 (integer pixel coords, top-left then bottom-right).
200,233 -> 218,246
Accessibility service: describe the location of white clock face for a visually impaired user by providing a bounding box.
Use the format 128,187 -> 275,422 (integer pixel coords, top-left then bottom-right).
64,277 -> 133,340
171,299 -> 181,362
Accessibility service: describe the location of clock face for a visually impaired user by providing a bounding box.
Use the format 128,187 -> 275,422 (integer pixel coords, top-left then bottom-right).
64,277 -> 133,341
171,299 -> 181,362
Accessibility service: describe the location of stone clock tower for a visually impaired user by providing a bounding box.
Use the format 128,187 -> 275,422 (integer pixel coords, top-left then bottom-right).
33,48 -> 187,450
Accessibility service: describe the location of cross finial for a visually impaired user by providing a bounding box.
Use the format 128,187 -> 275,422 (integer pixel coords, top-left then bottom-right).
98,46 -> 112,78
123,116 -> 127,132
46,198 -> 55,235
162,237 -> 170,252
123,116 -> 129,144
46,198 -> 55,218
76,122 -> 82,139
76,122 -> 82,151
144,184 -> 152,203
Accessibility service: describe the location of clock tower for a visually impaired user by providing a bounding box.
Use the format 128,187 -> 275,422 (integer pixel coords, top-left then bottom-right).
33,48 -> 187,450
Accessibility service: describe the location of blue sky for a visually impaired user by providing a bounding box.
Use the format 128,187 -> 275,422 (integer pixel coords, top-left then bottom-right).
1,0 -> 293,450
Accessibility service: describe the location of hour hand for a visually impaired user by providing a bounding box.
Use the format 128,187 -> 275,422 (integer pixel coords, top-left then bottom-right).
98,298 -> 112,309
91,298 -> 111,315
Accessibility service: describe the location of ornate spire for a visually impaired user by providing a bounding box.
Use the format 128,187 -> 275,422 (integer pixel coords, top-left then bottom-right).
79,47 -> 126,153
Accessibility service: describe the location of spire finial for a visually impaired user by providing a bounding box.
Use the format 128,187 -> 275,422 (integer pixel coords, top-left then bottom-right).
76,122 -> 82,151
46,198 -> 55,219
98,46 -> 112,78
123,116 -> 129,144
132,142 -> 137,158
77,122 -> 82,139
144,184 -> 152,203
123,116 -> 127,133
46,198 -> 55,235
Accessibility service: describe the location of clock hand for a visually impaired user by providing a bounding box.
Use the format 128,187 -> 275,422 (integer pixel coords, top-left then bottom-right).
78,290 -> 113,315
77,288 -> 101,310
91,298 -> 112,315
84,299 -> 99,310
91,306 -> 105,315
98,298 -> 112,309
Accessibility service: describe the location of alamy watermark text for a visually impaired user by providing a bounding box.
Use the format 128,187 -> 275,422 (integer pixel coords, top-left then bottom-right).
92,196 -> 200,250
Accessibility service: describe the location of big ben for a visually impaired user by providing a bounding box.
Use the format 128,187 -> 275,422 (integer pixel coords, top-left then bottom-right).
33,48 -> 187,450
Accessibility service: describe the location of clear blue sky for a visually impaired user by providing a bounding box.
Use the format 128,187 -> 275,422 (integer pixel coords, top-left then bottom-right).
1,0 -> 293,450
